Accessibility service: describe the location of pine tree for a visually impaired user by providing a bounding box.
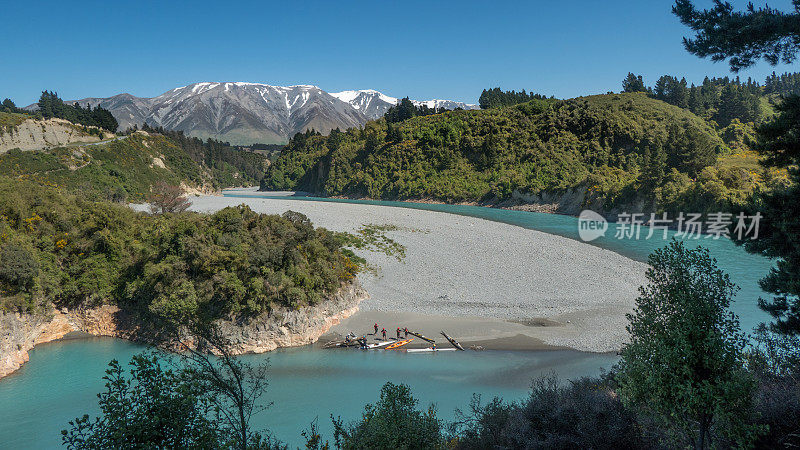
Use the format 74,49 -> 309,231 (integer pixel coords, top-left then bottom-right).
676,0 -> 800,335
674,0 -> 800,72
622,73 -> 647,93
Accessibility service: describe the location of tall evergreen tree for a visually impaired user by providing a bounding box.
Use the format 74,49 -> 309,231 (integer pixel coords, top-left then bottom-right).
622,72 -> 648,93
675,0 -> 800,335
35,91 -> 117,131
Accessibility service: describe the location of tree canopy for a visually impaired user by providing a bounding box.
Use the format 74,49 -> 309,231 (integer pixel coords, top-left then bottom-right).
622,72 -> 648,93
0,177 -> 359,320
673,0 -> 800,72
37,91 -> 118,132
617,241 -> 758,449
478,87 -> 552,109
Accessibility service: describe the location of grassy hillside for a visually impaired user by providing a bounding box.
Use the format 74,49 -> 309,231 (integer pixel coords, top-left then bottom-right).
265,93 -> 774,215
0,132 -> 267,201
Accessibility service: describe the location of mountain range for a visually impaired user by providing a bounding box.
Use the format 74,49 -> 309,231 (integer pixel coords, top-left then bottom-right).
53,82 -> 478,144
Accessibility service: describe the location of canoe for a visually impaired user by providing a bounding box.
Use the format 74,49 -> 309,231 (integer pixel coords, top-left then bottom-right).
406,347 -> 457,353
407,331 -> 435,343
440,331 -> 465,351
386,338 -> 414,350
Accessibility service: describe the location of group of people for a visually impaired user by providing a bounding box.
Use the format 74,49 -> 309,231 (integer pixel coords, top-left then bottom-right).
342,323 -> 412,349
374,323 -> 410,340
341,323 -> 437,350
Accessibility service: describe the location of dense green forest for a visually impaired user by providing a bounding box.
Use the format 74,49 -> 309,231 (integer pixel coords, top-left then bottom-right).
764,71 -> 800,96
263,92 -> 778,216
384,97 -> 450,123
620,71 -> 800,127
0,178 -> 359,321
478,87 -> 554,109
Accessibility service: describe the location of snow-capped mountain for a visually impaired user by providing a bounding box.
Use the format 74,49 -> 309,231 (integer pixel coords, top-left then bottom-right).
60,83 -> 477,144
330,90 -> 399,120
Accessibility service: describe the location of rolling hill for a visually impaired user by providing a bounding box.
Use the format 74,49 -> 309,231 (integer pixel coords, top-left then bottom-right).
263,93 -> 772,216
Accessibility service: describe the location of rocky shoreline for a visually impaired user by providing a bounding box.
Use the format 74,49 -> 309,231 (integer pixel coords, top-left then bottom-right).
0,281 -> 368,379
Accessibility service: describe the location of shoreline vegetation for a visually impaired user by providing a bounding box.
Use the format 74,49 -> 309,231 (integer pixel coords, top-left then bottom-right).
261,87 -> 789,221
0,174 -> 382,378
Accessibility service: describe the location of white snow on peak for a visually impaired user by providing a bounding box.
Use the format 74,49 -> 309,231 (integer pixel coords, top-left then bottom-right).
331,89 -> 398,106
330,90 -> 360,103
190,82 -> 219,94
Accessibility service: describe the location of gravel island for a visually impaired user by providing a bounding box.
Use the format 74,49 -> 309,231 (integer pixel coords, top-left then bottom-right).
188,191 -> 648,352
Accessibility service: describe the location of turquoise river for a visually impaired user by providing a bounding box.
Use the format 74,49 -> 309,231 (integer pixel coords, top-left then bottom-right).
0,191 -> 774,448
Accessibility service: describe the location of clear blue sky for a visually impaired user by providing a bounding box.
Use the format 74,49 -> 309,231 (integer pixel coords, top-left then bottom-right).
2,0 -> 796,105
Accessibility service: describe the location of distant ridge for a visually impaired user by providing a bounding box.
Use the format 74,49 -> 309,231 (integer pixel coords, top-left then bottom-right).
36,83 -> 478,145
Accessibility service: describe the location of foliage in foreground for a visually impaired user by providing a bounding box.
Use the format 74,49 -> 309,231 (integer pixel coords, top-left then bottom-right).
331,382 -> 446,450
673,0 -> 800,338
0,177 -> 358,319
736,95 -> 800,336
452,375 -> 645,449
617,241 -> 758,448
62,351 -> 286,450
62,354 -> 222,449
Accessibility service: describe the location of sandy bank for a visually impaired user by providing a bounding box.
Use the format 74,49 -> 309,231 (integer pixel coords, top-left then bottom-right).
189,193 -> 647,352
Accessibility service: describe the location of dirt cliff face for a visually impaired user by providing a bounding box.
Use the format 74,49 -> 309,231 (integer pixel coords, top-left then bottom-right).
0,118 -> 103,153
0,281 -> 368,379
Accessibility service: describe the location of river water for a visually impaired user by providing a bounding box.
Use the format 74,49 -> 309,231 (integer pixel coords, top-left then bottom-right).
0,191 -> 774,448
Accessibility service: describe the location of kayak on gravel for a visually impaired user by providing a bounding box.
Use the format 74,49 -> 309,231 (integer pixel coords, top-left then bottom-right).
407,331 -> 436,343
361,340 -> 395,349
440,331 -> 465,351
386,338 -> 414,349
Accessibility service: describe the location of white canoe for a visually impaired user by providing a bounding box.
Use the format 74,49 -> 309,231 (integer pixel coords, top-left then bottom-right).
406,348 -> 457,353
362,340 -> 395,349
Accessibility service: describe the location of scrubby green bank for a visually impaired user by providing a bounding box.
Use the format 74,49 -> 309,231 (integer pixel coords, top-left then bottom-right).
0,178 -> 359,321
0,130 -> 266,201
264,93 -> 777,215
0,111 -> 29,134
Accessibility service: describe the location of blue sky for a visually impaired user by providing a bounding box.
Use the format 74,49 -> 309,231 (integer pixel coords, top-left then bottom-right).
2,0 -> 796,105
